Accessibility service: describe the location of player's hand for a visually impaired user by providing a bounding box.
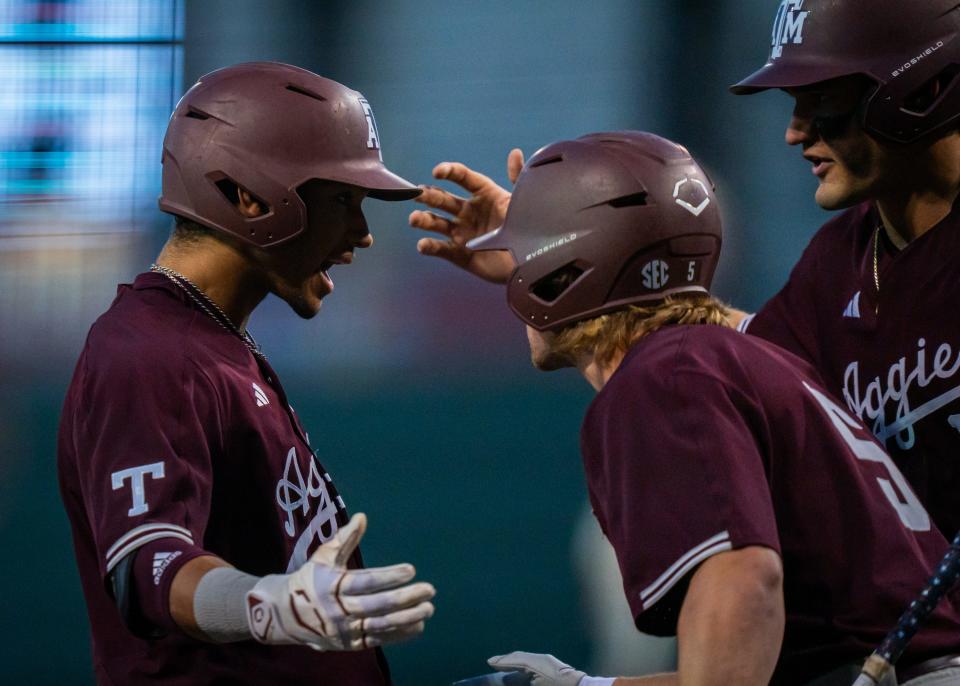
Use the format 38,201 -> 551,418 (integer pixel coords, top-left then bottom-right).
409,148 -> 524,284
488,652 -> 599,686
245,513 -> 435,651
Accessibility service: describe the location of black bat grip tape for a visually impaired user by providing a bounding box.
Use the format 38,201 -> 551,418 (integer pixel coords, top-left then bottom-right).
877,530 -> 960,665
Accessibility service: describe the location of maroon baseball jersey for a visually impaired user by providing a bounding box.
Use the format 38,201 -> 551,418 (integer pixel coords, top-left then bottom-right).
741,200 -> 960,537
57,272 -> 390,685
580,324 -> 960,684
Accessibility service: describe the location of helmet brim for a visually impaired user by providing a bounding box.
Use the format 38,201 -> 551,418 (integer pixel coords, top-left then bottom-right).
730,60 -> 857,95
349,165 -> 421,201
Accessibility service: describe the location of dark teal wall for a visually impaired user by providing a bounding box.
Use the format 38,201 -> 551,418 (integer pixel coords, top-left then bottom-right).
0,372 -> 594,685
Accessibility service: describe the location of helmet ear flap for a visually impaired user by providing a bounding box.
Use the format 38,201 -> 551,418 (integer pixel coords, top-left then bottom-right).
530,262 -> 588,304
901,64 -> 960,116
212,176 -> 271,217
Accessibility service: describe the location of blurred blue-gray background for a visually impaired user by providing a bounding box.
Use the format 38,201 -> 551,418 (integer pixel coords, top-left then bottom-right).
0,1 -> 829,683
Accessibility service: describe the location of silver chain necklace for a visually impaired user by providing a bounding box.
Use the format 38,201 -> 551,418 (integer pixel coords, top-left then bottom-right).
150,263 -> 265,359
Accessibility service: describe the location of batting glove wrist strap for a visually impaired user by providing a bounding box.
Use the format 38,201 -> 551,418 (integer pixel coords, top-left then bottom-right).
245,513 -> 435,652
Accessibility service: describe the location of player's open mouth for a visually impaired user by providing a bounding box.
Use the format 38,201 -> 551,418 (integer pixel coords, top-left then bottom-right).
805,154 -> 834,179
315,252 -> 354,292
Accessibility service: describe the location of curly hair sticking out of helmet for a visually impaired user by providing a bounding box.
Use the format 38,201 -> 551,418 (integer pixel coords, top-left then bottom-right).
532,294 -> 731,372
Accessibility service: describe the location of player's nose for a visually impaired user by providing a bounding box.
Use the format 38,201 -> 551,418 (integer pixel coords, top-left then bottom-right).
785,112 -> 815,147
347,210 -> 373,249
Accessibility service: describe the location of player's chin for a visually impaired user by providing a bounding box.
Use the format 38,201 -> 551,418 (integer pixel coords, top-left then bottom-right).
530,348 -> 574,372
814,177 -> 868,211
290,299 -> 323,319
287,276 -> 332,319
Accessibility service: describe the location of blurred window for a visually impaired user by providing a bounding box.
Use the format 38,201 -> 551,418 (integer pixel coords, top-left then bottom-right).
0,1 -> 182,366
0,0 -> 183,247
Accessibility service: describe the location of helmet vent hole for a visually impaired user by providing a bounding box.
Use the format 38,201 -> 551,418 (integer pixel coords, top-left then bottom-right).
285,84 -> 327,101
530,154 -> 564,168
902,64 -> 960,115
607,191 -> 649,208
531,262 -> 585,303
214,178 -> 271,216
185,108 -> 210,120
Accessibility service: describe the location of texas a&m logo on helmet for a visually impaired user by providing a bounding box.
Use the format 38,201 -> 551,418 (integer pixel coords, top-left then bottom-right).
771,0 -> 811,59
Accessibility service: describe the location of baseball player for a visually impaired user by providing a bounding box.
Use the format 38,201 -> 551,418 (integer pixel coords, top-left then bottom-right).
412,0 -> 960,548
57,62 -> 435,685
414,132 -> 960,685
728,0 -> 960,538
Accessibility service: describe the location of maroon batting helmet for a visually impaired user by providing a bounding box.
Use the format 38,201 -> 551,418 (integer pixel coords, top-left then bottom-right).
467,131 -> 722,332
159,62 -> 419,249
731,0 -> 960,144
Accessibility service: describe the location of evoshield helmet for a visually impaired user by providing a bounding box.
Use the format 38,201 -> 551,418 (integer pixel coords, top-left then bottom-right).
159,61 -> 420,248
731,0 -> 960,144
467,131 -> 722,332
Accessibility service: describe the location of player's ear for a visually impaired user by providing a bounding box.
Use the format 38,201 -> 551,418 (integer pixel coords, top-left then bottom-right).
237,188 -> 266,218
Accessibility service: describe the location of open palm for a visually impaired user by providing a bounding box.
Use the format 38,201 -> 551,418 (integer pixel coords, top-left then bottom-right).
409,149 -> 524,284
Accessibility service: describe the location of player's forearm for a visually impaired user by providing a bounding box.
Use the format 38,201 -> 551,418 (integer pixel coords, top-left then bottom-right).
612,673 -> 677,685
675,547 -> 784,685
170,554 -> 246,641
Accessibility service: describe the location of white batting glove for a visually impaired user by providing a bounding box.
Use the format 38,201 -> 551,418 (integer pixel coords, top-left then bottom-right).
245,513 -> 435,651
488,652 -> 614,686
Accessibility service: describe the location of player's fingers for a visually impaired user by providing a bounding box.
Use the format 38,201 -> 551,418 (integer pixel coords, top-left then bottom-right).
309,512 -> 367,567
353,601 -> 435,634
333,512 -> 367,567
339,564 -> 416,594
416,238 -> 471,268
341,581 -> 436,617
409,210 -> 456,237
415,185 -> 466,215
487,651 -> 552,674
353,621 -> 427,649
507,148 -> 525,184
433,161 -> 499,194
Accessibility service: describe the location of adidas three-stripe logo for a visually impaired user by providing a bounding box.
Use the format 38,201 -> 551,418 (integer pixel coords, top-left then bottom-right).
842,291 -> 861,319
152,550 -> 182,585
253,382 -> 270,407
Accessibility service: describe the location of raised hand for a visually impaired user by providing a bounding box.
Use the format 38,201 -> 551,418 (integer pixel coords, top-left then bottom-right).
245,513 -> 435,651
409,148 -> 524,284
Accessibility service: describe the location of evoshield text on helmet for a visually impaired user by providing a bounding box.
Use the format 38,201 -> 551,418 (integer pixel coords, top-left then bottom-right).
467,131 -> 722,332
159,61 -> 420,249
731,0 -> 960,144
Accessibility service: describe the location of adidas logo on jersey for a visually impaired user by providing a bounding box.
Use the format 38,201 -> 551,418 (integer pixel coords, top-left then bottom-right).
842,291 -> 861,319
152,550 -> 182,586
253,382 -> 270,407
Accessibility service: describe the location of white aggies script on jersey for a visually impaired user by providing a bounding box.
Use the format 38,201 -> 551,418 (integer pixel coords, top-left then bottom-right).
842,338 -> 960,450
275,446 -> 343,572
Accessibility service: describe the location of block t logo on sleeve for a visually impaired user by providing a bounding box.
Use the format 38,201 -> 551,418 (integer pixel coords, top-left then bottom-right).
111,461 -> 165,516
358,97 -> 382,160
771,0 -> 811,59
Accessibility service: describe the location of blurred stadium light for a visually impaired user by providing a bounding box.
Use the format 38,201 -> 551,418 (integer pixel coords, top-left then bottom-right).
0,0 -> 182,366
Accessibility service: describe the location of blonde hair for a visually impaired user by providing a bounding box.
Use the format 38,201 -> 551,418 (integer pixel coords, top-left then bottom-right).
550,294 -> 731,367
